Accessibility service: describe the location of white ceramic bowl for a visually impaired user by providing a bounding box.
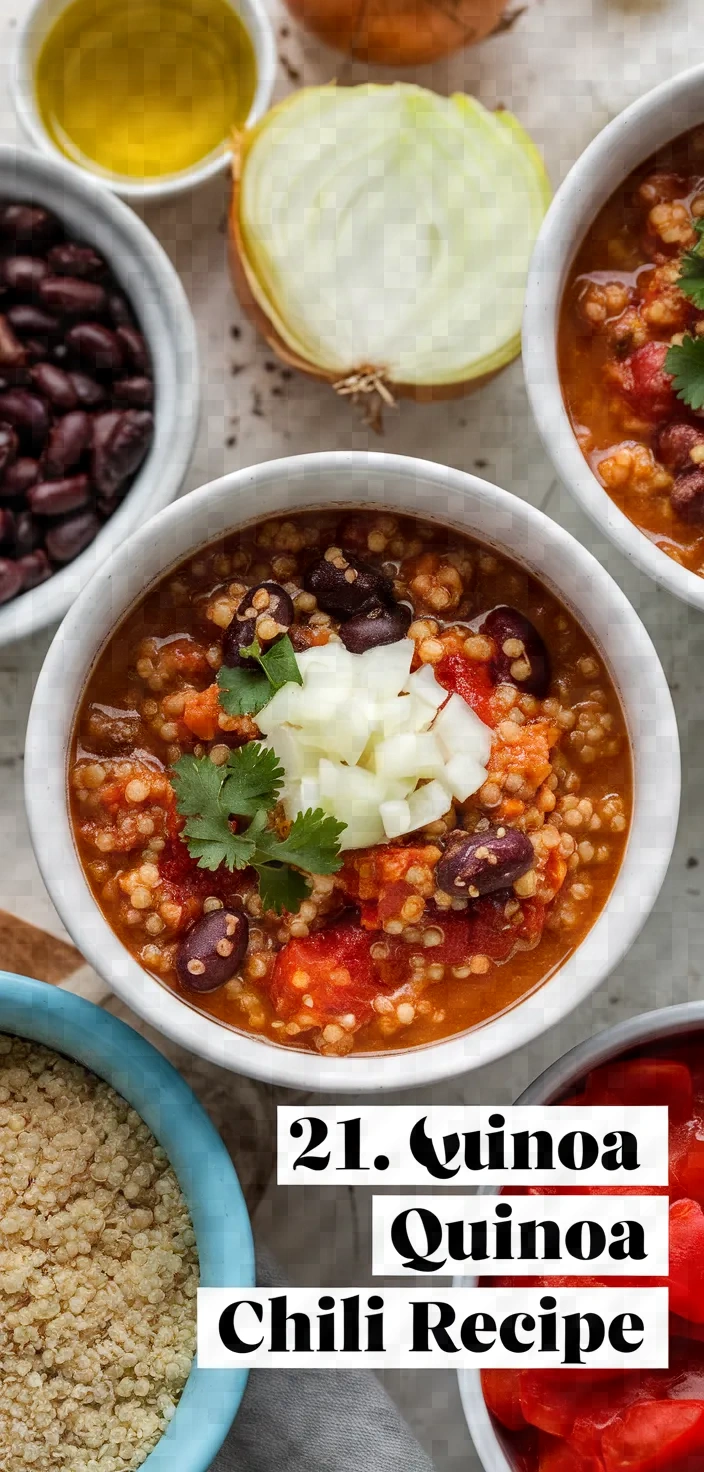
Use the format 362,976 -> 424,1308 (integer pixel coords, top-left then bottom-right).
0,146 -> 199,647
459,999 -> 704,1472
523,62 -> 704,611
12,0 -> 276,201
25,451 -> 680,1092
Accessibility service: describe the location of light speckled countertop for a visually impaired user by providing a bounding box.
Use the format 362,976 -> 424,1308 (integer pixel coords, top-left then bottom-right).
0,1 -> 702,1464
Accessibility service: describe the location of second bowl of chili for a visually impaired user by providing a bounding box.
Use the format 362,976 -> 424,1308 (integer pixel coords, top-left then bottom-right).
24,452 -> 679,1091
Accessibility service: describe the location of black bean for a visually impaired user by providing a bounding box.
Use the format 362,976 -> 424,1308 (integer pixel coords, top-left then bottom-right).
436,826 -> 535,899
7,304 -> 61,339
39,276 -> 107,318
47,242 -> 105,279
29,475 -> 91,517
480,606 -> 551,700
69,371 -> 106,408
0,423 -> 18,478
14,510 -> 40,555
1,456 -> 39,500
91,409 -> 153,495
112,375 -> 154,408
0,315 -> 27,377
65,321 -> 124,377
31,362 -> 78,411
43,411 -> 92,478
176,908 -> 249,993
17,549 -> 51,589
45,510 -> 99,563
0,390 -> 50,453
304,546 -> 395,617
0,508 -> 15,550
0,204 -> 61,251
0,557 -> 22,602
107,291 -> 135,327
0,256 -> 48,295
340,600 -> 412,653
116,324 -> 149,373
222,581 -> 294,669
23,338 -> 50,365
671,467 -> 704,523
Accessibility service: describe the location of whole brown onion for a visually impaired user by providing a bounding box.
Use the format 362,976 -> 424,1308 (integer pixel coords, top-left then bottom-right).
280,0 -> 510,65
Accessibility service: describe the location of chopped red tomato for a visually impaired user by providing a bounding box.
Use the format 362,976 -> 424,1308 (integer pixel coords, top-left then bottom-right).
338,844 -> 441,930
520,1373 -> 595,1439
583,1059 -> 693,1119
668,1199 -> 704,1324
670,1115 -> 704,1204
270,921 -> 379,1027
182,683 -> 222,741
601,1400 -> 704,1472
481,1370 -> 527,1431
539,1434 -> 605,1472
435,651 -> 496,726
617,343 -> 677,423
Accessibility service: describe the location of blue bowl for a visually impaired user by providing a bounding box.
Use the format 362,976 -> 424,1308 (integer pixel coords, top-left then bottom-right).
0,972 -> 254,1471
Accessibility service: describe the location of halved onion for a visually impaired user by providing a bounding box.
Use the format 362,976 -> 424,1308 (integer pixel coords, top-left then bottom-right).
229,84 -> 551,417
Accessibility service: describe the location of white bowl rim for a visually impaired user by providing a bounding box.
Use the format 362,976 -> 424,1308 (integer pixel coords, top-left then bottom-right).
11,0 -> 277,201
523,60 -> 704,612
25,449 -> 681,1093
458,998 -> 704,1472
0,144 -> 199,644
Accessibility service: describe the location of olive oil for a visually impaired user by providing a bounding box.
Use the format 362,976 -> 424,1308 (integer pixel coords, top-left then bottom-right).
35,0 -> 257,180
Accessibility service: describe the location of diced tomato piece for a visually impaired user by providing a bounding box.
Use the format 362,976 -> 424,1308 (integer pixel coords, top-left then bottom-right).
270,921 -> 379,1027
435,651 -> 496,726
181,682 -> 222,741
618,342 -> 677,423
601,1400 -> 704,1472
668,1198 -> 704,1323
539,1433 -> 604,1472
520,1372 -> 595,1439
481,1369 -> 527,1431
489,719 -> 558,794
670,1115 -> 704,1204
670,1314 -> 704,1344
583,1059 -> 693,1118
339,844 -> 440,928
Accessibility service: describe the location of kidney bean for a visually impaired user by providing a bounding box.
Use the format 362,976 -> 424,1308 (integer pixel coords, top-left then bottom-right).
65,322 -> 124,377
0,557 -> 23,602
0,316 -> 27,377
304,546 -> 394,617
436,826 -> 535,899
0,508 -> 15,550
223,581 -> 295,668
29,474 -> 91,516
7,304 -> 61,339
654,422 -> 704,473
176,908 -> 249,993
39,276 -> 107,318
0,255 -> 48,295
0,390 -> 50,453
14,510 -> 40,555
0,204 -> 61,250
31,362 -> 78,411
92,409 -> 153,496
23,338 -> 50,365
47,242 -> 105,279
479,606 -> 551,699
116,325 -> 150,373
43,410 -> 92,478
113,376 -> 154,408
0,423 -> 18,478
671,467 -> 704,523
45,510 -> 99,563
1,457 -> 39,500
340,600 -> 412,653
68,371 -> 106,408
107,291 -> 134,327
17,549 -> 51,589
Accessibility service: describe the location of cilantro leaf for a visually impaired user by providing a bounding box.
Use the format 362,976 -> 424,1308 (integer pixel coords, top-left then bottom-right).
221,742 -> 284,817
171,753 -> 225,817
217,663 -> 271,717
180,815 -> 255,872
255,862 -> 311,916
678,217 -> 704,309
665,334 -> 704,411
259,636 -> 303,690
256,807 -> 346,876
172,753 -> 256,871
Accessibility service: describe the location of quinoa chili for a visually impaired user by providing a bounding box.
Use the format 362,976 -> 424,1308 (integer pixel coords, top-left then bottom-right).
559,126 -> 704,577
69,509 -> 632,1057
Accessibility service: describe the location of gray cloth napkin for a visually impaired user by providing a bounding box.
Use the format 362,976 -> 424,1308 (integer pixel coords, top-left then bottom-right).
211,1251 -> 436,1472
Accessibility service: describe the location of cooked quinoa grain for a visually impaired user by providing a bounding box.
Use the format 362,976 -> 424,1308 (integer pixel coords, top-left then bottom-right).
0,1036 -> 198,1472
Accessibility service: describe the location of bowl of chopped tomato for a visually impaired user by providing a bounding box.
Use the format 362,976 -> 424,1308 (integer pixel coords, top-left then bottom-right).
460,1000 -> 704,1472
24,451 -> 678,1090
523,62 -> 704,609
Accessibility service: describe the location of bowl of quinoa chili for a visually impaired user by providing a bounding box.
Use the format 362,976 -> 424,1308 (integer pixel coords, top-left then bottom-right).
25,452 -> 679,1092
459,1000 -> 704,1472
0,970 -> 253,1472
523,63 -> 704,609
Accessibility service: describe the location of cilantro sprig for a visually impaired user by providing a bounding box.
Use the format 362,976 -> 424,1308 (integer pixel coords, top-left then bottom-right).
171,741 -> 345,915
217,634 -> 302,718
677,216 -> 704,310
665,334 -> 704,412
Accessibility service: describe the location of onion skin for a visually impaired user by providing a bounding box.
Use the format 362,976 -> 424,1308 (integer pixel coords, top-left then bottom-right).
280,0 -> 510,65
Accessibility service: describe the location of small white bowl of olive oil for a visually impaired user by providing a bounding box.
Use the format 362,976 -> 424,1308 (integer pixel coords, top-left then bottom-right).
13,0 -> 276,200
